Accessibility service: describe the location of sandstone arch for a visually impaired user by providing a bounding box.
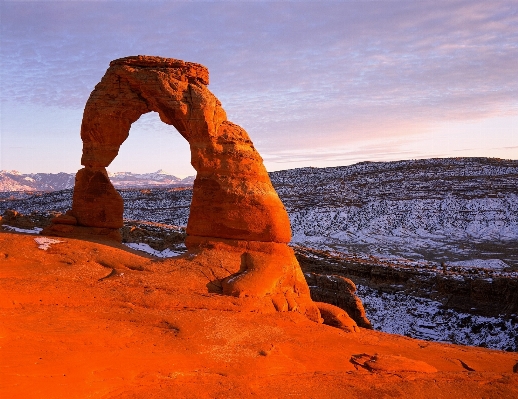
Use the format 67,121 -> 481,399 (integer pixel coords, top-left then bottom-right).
43,55 -> 331,323
70,56 -> 292,243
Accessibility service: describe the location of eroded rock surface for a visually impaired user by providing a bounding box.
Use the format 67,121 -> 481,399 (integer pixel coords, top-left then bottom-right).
2,232 -> 517,399
315,301 -> 360,333
306,273 -> 372,329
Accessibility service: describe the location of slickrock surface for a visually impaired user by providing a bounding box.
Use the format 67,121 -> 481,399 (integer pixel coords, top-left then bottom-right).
1,232 -> 517,399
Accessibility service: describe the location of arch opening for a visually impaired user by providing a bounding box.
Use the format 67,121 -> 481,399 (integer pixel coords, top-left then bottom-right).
112,111 -> 195,255
109,111 -> 195,178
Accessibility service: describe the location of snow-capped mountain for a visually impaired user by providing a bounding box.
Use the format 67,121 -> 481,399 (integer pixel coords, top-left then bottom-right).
0,170 -> 194,191
0,171 -> 75,192
107,170 -> 195,187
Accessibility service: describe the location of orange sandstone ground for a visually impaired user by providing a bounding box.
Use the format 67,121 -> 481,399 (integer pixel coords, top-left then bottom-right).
1,231 -> 517,399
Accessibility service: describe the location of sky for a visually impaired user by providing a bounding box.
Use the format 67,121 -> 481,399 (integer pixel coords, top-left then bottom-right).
1,0 -> 517,177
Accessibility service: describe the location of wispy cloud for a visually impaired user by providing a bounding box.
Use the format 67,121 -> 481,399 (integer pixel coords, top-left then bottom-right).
1,0 -> 517,172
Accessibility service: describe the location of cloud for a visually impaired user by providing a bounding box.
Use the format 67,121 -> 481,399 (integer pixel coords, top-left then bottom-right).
1,0 -> 517,170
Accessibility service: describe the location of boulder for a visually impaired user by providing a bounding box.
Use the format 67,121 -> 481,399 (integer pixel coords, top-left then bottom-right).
305,272 -> 372,328
315,301 -> 360,333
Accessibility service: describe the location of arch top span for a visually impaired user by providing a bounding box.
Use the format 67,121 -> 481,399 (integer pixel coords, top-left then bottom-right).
110,55 -> 210,85
81,55 -> 225,169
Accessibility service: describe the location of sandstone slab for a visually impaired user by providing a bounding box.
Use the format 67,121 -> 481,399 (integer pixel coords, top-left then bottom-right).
2,232 -> 517,399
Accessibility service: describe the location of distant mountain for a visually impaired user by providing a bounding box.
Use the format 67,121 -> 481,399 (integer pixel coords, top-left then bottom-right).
0,170 -> 195,191
107,170 -> 195,188
0,171 -> 75,192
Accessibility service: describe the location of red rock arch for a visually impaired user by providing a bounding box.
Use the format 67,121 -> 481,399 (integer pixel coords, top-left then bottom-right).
43,56 -> 358,325
69,55 -> 291,243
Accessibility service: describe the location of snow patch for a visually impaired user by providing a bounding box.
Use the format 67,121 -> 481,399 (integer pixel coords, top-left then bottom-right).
357,284 -> 517,351
3,225 -> 43,234
124,242 -> 183,258
448,259 -> 509,270
34,237 -> 63,250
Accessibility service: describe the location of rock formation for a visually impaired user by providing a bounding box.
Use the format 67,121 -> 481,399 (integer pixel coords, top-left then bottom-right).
46,55 -> 290,242
42,55 -> 330,323
0,209 -> 54,230
305,272 -> 372,329
315,301 -> 360,333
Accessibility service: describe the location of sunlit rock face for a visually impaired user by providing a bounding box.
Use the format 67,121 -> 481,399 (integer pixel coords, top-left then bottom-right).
74,55 -> 292,243
42,55 -> 332,323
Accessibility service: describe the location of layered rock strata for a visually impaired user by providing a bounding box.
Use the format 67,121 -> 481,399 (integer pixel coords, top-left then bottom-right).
42,55 -> 332,323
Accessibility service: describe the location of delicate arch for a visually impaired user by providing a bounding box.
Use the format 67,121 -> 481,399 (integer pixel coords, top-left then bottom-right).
69,56 -> 291,243
41,56 -> 360,325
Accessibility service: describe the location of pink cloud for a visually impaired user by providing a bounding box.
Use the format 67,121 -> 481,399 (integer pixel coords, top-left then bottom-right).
1,0 -> 516,172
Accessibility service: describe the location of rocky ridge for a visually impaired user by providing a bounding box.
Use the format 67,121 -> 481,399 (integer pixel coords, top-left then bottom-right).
271,157 -> 518,267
